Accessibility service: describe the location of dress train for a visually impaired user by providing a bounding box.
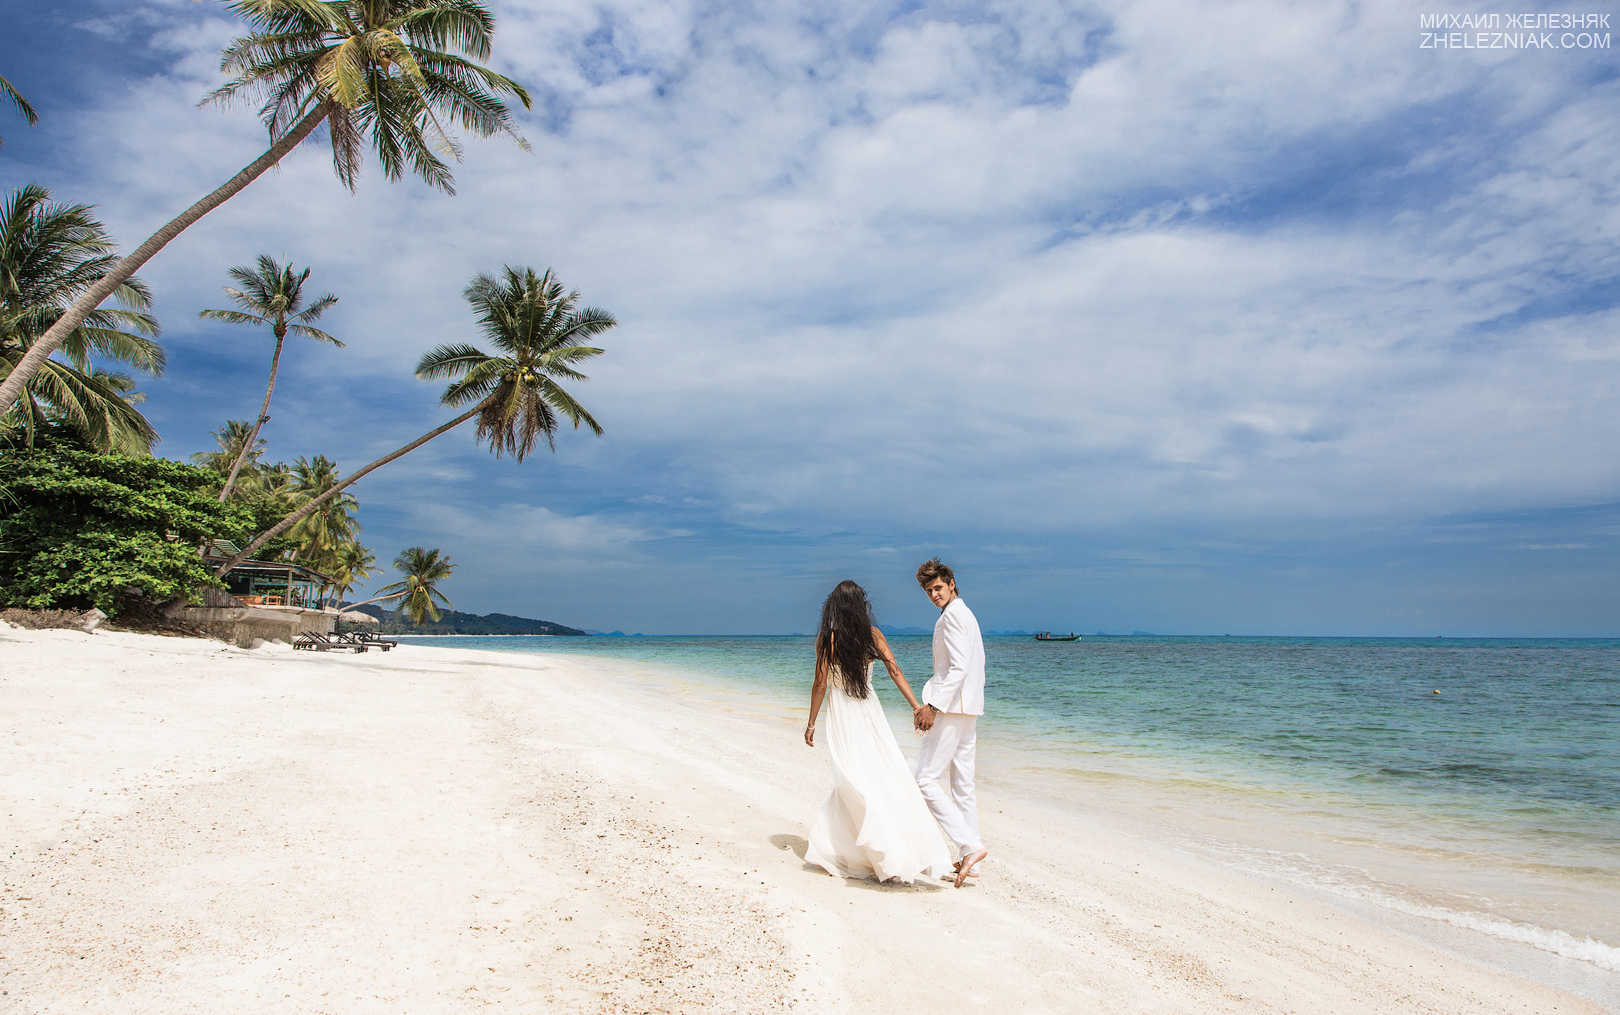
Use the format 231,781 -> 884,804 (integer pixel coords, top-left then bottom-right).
805,667 -> 952,883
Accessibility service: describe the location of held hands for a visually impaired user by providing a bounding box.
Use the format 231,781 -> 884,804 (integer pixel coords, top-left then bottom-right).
912,703 -> 936,732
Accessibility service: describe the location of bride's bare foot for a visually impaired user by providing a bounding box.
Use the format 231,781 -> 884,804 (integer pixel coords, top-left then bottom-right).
954,847 -> 988,888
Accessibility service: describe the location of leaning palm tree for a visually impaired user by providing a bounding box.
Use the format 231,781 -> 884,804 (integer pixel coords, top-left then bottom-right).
0,185 -> 164,453
1,72 -> 37,146
200,256 -> 340,500
0,0 -> 530,414
346,546 -> 454,624
213,266 -> 612,578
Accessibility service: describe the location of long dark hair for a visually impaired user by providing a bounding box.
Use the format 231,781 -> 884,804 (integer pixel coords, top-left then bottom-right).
817,580 -> 878,698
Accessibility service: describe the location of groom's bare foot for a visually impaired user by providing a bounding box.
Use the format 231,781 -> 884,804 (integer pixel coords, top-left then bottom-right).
954,848 -> 988,888
950,857 -> 980,879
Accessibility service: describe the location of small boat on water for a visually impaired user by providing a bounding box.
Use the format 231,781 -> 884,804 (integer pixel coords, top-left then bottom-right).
1034,631 -> 1080,642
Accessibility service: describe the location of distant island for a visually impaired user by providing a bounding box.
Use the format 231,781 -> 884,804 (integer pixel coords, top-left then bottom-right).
344,604 -> 587,636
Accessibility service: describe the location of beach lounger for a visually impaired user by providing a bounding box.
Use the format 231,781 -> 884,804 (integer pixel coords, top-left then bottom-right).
352,631 -> 398,651
293,631 -> 368,653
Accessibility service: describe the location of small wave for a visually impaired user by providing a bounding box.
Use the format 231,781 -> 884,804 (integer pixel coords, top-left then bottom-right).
1330,885 -> 1620,972
1195,842 -> 1620,973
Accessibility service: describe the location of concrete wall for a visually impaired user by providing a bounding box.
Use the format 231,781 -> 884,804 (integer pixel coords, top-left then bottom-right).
166,601 -> 340,647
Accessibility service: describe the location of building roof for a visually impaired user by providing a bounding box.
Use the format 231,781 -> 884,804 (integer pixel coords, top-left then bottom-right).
202,552 -> 332,585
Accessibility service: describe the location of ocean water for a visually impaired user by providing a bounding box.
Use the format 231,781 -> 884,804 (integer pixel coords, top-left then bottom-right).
398,633 -> 1620,989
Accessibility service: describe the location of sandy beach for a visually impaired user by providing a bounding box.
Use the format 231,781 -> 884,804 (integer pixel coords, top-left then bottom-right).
0,624 -> 1606,1014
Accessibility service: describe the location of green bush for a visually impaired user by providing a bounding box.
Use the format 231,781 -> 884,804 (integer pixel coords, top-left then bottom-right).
0,444 -> 253,614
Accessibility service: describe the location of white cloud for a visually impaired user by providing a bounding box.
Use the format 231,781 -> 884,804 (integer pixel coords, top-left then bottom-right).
416,501 -> 683,557
7,0 -> 1619,629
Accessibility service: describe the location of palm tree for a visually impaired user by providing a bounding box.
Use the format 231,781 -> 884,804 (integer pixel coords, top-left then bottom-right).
0,185 -> 164,453
191,419 -> 268,478
200,256 -> 340,500
325,539 -> 380,609
213,266 -> 612,579
423,268 -> 611,459
284,454 -> 360,563
249,459 -> 295,502
0,0 -> 531,415
1,72 -> 38,146
347,546 -> 454,624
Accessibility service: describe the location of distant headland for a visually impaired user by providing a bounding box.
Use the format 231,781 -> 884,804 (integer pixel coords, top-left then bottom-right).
345,604 -> 587,637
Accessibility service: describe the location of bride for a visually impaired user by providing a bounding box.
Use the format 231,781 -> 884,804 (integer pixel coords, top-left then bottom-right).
803,580 -> 953,883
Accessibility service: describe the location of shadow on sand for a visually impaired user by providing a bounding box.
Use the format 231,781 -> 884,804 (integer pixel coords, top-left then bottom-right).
770,832 -> 946,892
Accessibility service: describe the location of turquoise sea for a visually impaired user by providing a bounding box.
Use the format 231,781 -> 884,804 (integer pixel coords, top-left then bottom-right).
398,633 -> 1619,992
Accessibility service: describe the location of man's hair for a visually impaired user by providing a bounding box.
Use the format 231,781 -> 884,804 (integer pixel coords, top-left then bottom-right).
915,557 -> 955,589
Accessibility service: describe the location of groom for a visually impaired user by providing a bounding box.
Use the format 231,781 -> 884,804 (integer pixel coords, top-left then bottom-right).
912,558 -> 988,888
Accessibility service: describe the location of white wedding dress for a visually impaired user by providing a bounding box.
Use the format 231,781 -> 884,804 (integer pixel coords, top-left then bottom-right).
806,665 -> 953,883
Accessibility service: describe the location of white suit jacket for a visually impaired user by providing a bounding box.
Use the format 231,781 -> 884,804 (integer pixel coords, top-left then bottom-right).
922,597 -> 985,716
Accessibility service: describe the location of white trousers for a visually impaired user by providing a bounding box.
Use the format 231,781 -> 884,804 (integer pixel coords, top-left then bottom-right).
915,713 -> 981,855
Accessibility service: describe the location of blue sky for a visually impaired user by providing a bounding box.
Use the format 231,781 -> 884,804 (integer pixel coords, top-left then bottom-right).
4,0 -> 1618,635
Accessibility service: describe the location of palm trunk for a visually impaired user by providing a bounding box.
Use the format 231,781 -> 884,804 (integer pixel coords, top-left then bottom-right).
219,330 -> 286,501
0,105 -> 330,414
341,591 -> 408,611
214,400 -> 487,579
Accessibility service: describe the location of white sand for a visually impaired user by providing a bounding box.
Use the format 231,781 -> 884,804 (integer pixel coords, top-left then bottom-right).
0,625 -> 1605,1014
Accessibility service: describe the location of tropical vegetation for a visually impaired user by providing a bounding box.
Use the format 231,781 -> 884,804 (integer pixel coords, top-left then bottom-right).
0,442 -> 248,613
3,11 -> 610,633
191,419 -> 267,478
0,185 -> 164,454
0,0 -> 531,416
212,265 -> 611,578
188,424 -> 365,583
198,256 -> 340,499
347,546 -> 455,625
323,540 -> 381,610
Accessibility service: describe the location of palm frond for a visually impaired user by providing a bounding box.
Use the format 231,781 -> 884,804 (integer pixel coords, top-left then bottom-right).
288,324 -> 343,345
438,371 -> 500,407
538,376 -> 603,436
415,341 -> 490,378
295,291 -> 339,321
4,353 -> 158,453
62,326 -> 167,376
0,73 -> 38,131
397,2 -> 497,61
199,308 -> 268,326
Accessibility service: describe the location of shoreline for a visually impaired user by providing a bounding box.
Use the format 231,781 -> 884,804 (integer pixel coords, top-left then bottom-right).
2,625 -> 1612,1013
504,639 -> 1620,1007
400,633 -> 1620,969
